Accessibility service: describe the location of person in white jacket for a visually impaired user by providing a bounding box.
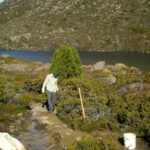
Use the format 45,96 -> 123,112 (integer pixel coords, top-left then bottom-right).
42,72 -> 58,112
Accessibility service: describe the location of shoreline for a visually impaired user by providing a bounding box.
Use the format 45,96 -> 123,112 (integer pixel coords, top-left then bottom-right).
0,49 -> 150,54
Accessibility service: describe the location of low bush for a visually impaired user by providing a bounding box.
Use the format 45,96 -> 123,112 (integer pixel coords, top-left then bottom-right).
23,78 -> 43,93
130,23 -> 146,34
0,103 -> 26,126
18,92 -> 32,106
56,76 -> 150,136
143,71 -> 150,83
68,135 -> 124,150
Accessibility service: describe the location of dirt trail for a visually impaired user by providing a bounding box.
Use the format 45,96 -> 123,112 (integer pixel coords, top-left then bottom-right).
31,102 -> 88,148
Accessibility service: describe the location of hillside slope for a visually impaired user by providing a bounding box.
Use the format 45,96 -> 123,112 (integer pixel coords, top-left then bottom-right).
0,0 -> 150,51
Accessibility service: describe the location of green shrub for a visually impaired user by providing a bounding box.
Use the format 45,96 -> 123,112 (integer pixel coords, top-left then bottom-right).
0,103 -> 26,125
57,75 -> 150,135
57,97 -> 81,123
32,93 -> 47,103
0,86 -> 16,103
50,45 -> 82,80
114,71 -> 142,88
18,92 -> 32,106
143,72 -> 150,83
130,23 -> 146,34
24,79 -> 43,93
58,77 -> 105,104
68,136 -> 100,150
68,136 -> 124,150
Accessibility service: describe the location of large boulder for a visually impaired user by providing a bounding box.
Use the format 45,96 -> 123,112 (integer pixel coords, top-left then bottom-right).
117,82 -> 150,94
111,63 -> 128,72
97,75 -> 116,85
1,54 -> 11,58
0,132 -> 26,150
92,61 -> 105,71
105,75 -> 116,84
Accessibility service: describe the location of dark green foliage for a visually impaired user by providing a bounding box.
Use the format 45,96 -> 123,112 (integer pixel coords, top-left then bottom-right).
57,78 -> 112,131
57,97 -> 81,125
68,136 -> 124,150
0,103 -> 26,127
31,93 -> 47,103
68,136 -> 101,150
57,77 -> 105,104
120,94 -> 150,136
114,71 -> 142,88
143,72 -> 150,83
0,57 -> 149,148
0,67 -> 33,129
50,46 -> 82,80
130,23 -> 146,34
24,78 -> 43,93
56,76 -> 150,136
0,76 -> 17,103
17,92 -> 32,106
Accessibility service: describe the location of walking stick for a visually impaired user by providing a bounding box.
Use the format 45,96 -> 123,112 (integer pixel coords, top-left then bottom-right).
78,88 -> 86,119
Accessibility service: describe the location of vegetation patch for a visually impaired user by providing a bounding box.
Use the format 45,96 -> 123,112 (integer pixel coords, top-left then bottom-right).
68,135 -> 124,150
0,58 -> 45,132
50,45 -> 82,80
0,56 -> 149,148
56,72 -> 150,137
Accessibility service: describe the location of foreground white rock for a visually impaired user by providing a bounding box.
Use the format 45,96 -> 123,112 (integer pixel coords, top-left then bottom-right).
0,133 -> 26,150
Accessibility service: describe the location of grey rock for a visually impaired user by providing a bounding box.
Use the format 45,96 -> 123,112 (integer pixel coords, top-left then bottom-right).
105,75 -> 116,84
1,54 -> 11,58
92,61 -> 105,71
117,82 -> 150,94
111,63 -> 128,72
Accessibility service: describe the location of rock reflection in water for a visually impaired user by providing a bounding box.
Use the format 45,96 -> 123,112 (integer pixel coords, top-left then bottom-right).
15,116 -> 62,150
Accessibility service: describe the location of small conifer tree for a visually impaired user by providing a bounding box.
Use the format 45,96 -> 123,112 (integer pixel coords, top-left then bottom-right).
50,45 -> 82,79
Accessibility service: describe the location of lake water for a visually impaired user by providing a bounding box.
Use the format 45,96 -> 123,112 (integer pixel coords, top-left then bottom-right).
0,50 -> 150,71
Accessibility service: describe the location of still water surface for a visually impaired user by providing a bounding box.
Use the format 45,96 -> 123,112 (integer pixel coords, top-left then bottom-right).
0,50 -> 150,71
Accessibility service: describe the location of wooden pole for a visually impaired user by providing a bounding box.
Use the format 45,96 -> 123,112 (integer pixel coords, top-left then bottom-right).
78,88 -> 86,119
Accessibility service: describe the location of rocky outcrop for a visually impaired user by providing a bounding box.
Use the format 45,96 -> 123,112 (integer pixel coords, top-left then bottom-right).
1,63 -> 31,72
105,75 -> 116,84
0,62 -> 49,73
111,63 -> 128,72
117,82 -> 150,94
92,61 -> 105,71
0,56 -> 49,73
83,61 -> 145,85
